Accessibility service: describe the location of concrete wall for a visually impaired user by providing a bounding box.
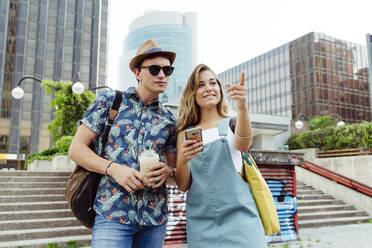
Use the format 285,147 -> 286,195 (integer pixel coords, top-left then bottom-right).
296,166 -> 372,216
252,134 -> 275,150
293,148 -> 372,187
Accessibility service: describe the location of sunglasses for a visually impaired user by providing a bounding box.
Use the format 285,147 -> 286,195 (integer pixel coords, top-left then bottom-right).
140,65 -> 174,76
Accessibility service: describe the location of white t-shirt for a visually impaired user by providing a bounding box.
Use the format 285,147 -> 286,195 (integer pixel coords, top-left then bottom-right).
202,127 -> 242,173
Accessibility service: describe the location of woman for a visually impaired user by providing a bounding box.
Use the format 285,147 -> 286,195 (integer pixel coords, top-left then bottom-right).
175,64 -> 267,247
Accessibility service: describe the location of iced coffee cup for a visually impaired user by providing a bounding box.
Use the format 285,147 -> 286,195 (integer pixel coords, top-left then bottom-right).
139,147 -> 159,186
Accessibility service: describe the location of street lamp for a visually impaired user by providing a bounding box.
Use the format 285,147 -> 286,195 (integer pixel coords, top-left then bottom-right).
294,113 -> 346,130
294,113 -> 308,129
11,76 -> 42,99
71,72 -> 84,95
329,113 -> 346,127
87,85 -> 112,92
11,74 -> 85,100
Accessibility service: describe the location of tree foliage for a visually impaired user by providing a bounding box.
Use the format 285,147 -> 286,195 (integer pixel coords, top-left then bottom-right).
287,121 -> 372,150
308,115 -> 338,130
25,147 -> 60,165
41,80 -> 95,144
25,80 -> 95,165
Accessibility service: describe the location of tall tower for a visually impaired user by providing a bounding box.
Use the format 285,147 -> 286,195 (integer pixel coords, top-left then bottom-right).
366,33 -> 372,117
119,10 -> 199,104
0,0 -> 109,155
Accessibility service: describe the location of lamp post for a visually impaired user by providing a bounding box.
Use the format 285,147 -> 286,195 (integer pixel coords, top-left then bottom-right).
9,74 -> 86,154
11,74 -> 85,100
79,85 -> 113,96
329,113 -> 346,127
71,72 -> 85,95
294,113 -> 309,130
87,85 -> 112,92
11,76 -> 42,99
294,113 -> 346,130
8,77 -> 46,154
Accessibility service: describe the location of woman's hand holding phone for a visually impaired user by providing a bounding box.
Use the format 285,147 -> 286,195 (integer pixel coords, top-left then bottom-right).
182,128 -> 203,162
181,139 -> 203,162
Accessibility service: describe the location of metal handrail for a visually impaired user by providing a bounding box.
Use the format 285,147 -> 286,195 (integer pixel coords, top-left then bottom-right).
298,161 -> 372,197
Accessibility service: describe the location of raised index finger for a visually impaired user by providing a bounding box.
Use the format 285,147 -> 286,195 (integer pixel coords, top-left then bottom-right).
240,71 -> 245,86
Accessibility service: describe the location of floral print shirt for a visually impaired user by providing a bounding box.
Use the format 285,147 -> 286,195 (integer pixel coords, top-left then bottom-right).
81,87 -> 177,226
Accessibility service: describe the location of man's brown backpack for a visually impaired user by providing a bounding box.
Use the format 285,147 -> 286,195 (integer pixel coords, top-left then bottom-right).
65,90 -> 122,229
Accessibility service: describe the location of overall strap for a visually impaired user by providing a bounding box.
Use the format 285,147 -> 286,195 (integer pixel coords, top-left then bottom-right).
100,90 -> 123,156
217,118 -> 230,137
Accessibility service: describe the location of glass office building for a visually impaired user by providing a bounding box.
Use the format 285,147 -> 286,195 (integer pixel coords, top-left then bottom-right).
218,32 -> 371,123
120,11 -> 199,104
0,0 -> 109,155
366,33 -> 372,112
219,43 -> 292,117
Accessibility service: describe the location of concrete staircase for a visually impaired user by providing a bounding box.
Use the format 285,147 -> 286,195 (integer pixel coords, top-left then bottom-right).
1,171 -> 371,247
0,171 -> 91,248
297,181 -> 371,228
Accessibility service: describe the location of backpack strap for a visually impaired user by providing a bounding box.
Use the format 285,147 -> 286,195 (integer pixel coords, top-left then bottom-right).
100,90 -> 122,157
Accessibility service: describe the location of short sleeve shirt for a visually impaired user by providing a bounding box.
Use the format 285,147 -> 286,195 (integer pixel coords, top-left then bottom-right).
81,87 -> 177,226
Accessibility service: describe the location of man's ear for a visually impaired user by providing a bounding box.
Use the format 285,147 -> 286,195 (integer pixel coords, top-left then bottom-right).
133,68 -> 141,81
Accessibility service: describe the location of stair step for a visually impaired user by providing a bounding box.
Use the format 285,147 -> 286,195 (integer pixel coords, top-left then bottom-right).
298,216 -> 371,228
0,171 -> 71,177
0,195 -> 66,203
0,226 -> 91,242
296,185 -> 314,190
298,199 -> 344,206
0,182 -> 66,188
0,176 -> 69,182
0,201 -> 68,211
0,173 -> 369,247
0,217 -> 81,231
297,194 -> 334,200
298,210 -> 368,220
296,189 -> 323,195
0,188 -> 65,195
296,182 -> 307,186
0,209 -> 73,221
297,204 -> 355,213
0,234 -> 91,248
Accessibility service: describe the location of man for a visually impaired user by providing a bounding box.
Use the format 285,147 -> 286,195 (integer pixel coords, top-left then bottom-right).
68,40 -> 177,248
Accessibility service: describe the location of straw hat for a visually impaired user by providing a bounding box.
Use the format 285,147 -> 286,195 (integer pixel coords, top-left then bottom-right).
129,40 -> 176,72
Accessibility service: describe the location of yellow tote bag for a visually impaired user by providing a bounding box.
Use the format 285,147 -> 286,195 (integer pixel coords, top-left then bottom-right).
242,153 -> 280,236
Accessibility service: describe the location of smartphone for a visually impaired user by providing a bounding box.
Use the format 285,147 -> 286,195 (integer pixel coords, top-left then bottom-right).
185,127 -> 203,142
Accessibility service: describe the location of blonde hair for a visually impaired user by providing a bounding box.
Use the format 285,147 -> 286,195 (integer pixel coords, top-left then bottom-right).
177,64 -> 230,132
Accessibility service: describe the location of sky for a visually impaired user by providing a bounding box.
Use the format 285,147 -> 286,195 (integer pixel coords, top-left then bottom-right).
106,0 -> 372,89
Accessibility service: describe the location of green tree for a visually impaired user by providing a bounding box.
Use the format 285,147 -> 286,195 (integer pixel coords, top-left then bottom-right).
42,80 -> 95,144
286,121 -> 372,150
286,134 -> 301,150
308,115 -> 337,130
25,80 -> 95,166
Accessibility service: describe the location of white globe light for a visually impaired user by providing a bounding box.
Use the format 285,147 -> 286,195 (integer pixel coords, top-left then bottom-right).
72,81 -> 85,95
295,120 -> 304,129
336,121 -> 345,127
11,87 -> 25,99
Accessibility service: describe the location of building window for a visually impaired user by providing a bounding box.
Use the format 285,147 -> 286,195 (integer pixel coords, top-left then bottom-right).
20,136 -> 30,154
0,135 -> 9,153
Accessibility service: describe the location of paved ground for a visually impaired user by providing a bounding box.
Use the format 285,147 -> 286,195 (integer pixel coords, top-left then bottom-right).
85,223 -> 372,248
268,223 -> 372,248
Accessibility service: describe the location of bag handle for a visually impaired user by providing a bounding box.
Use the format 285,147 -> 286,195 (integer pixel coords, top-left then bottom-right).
100,90 -> 122,157
242,152 -> 262,181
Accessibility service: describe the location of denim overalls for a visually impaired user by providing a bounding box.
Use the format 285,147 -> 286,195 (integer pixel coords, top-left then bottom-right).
186,118 -> 267,248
